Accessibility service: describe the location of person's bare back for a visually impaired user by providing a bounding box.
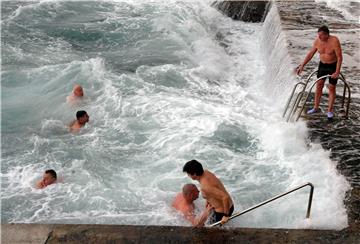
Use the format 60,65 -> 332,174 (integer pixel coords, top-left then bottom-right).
69,120 -> 83,133
199,170 -> 233,213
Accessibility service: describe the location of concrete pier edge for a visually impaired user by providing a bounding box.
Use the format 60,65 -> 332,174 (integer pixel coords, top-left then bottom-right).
1,223 -> 360,244
2,1 -> 359,243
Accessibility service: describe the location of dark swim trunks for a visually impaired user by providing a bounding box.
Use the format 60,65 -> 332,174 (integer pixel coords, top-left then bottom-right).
210,205 -> 234,224
317,61 -> 338,85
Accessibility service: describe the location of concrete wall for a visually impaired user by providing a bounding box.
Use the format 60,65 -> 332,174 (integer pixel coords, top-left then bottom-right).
2,223 -> 360,244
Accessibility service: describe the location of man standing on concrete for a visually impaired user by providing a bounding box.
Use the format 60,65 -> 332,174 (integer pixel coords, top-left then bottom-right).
183,160 -> 234,225
296,25 -> 343,120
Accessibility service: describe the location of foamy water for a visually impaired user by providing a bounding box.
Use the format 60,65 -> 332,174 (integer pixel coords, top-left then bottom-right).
316,0 -> 360,23
1,0 -> 350,229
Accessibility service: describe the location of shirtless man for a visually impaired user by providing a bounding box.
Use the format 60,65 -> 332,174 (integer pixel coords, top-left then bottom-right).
69,110 -> 89,133
296,25 -> 343,120
172,184 -> 211,227
66,84 -> 84,104
36,169 -> 57,189
183,160 -> 234,225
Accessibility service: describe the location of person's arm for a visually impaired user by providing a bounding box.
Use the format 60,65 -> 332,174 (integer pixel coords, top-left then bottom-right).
331,37 -> 342,79
36,180 -> 44,189
203,186 -> 232,225
183,210 -> 197,226
296,41 -> 318,75
193,203 -> 213,227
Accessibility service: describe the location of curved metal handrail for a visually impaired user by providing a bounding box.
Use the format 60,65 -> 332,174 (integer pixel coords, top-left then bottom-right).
283,71 -> 350,122
283,70 -> 317,121
283,81 -> 306,118
295,74 -> 351,121
210,182 -> 314,227
287,91 -> 306,122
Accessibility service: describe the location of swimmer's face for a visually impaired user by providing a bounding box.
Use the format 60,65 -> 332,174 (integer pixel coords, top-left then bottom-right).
42,173 -> 56,186
80,113 -> 89,123
73,86 -> 84,97
191,188 -> 200,201
318,31 -> 329,42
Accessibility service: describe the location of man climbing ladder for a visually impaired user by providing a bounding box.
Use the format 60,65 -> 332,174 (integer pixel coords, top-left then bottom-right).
296,25 -> 343,120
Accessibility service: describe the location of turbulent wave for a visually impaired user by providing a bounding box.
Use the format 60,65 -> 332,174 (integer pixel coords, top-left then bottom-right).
1,0 -> 350,229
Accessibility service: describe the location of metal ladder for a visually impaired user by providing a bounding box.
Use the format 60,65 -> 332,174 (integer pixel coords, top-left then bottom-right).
283,71 -> 350,122
210,182 -> 314,227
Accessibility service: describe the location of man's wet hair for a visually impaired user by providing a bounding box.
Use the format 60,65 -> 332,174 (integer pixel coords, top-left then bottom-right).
45,169 -> 57,179
183,160 -> 204,176
76,110 -> 87,119
318,25 -> 330,34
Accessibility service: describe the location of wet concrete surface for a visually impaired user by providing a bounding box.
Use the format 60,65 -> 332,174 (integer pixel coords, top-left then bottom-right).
2,223 -> 360,244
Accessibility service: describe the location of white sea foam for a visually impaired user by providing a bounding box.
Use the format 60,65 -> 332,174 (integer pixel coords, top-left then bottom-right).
316,0 -> 360,23
1,0 -> 350,229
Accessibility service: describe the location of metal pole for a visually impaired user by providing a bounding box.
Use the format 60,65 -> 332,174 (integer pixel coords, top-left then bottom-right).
210,182 -> 314,227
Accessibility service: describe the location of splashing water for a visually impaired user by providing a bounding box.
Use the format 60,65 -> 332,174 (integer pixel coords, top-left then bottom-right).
1,0 -> 349,229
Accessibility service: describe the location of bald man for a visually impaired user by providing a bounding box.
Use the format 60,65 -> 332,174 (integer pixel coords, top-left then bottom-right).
67,84 -> 84,104
172,184 -> 212,227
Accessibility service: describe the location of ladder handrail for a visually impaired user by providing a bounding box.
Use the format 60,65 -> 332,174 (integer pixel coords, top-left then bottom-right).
295,74 -> 351,121
283,71 -> 350,122
210,182 -> 314,227
282,81 -> 306,118
283,70 -> 317,121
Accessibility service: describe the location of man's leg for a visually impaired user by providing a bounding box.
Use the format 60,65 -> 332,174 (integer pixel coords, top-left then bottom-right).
328,84 -> 336,112
314,79 -> 325,109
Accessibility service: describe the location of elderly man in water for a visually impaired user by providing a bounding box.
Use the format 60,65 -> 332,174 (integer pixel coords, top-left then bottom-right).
36,169 -> 57,189
69,110 -> 89,133
67,84 -> 84,104
172,183 -> 212,227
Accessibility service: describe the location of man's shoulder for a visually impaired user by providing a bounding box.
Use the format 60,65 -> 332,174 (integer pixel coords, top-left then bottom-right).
330,35 -> 340,43
313,37 -> 320,45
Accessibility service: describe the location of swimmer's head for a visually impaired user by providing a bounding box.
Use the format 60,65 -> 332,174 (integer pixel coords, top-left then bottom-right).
76,110 -> 89,124
42,169 -> 57,187
182,183 -> 199,202
318,25 -> 330,42
183,160 -> 204,180
73,85 -> 84,97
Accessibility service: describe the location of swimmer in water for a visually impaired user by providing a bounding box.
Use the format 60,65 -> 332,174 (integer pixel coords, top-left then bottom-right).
69,110 -> 89,133
36,169 -> 57,189
172,183 -> 212,227
67,84 -> 84,105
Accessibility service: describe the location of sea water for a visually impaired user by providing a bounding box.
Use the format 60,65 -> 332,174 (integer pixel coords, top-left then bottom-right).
1,0 -> 350,229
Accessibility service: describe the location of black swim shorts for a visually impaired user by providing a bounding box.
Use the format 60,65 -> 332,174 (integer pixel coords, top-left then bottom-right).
209,205 -> 235,224
317,61 -> 338,85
